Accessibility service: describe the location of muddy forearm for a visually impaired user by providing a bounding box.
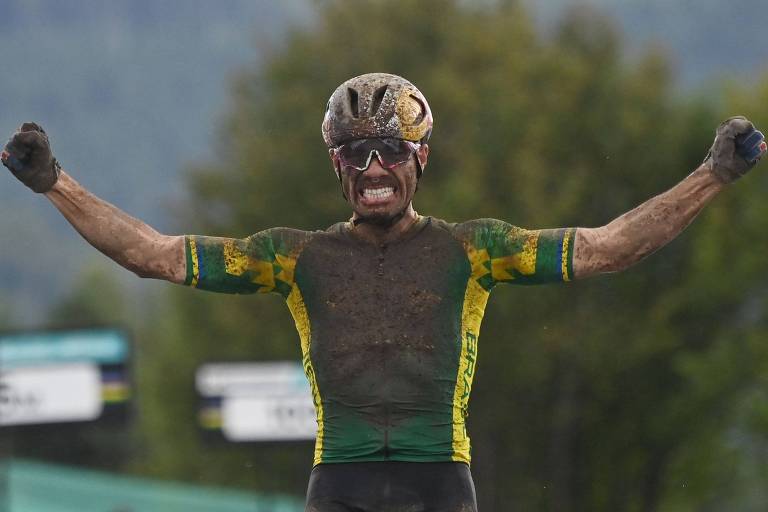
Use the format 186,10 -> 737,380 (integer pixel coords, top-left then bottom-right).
44,170 -> 186,282
573,164 -> 724,278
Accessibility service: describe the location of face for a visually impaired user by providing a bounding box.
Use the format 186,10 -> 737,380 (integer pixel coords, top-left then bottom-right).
331,144 -> 429,226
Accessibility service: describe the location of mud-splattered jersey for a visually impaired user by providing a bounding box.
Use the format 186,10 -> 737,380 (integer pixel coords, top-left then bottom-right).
185,216 -> 575,465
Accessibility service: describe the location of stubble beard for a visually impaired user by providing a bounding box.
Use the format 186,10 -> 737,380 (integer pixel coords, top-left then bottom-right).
353,209 -> 404,227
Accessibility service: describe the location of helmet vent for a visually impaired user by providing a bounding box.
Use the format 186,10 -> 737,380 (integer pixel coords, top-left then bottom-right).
348,88 -> 359,118
409,95 -> 426,125
371,85 -> 389,116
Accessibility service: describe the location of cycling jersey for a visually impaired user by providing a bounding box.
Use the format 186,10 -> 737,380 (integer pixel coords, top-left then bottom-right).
185,216 -> 574,465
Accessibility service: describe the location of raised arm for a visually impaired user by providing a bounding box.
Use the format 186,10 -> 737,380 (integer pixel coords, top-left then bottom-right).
573,116 -> 766,279
2,122 -> 186,283
45,171 -> 186,282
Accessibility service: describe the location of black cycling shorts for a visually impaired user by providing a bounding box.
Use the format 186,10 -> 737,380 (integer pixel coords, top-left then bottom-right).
305,461 -> 478,512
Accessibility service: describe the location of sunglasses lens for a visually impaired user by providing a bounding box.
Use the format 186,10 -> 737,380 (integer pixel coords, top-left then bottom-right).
337,140 -> 373,169
337,138 -> 418,171
377,139 -> 416,167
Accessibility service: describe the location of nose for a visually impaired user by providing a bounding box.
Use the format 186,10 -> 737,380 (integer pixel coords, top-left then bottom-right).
361,153 -> 388,180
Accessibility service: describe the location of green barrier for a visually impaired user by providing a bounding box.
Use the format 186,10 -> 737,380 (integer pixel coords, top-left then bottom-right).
1,459 -> 304,512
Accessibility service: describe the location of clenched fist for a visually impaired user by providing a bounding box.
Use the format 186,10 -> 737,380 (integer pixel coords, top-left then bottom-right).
705,116 -> 767,183
1,122 -> 61,193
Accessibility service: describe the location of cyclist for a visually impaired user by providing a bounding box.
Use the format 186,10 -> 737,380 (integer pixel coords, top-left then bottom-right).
3,73 -> 765,512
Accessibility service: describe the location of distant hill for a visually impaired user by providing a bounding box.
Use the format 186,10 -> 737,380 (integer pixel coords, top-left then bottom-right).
528,0 -> 768,88
1,0 -> 766,324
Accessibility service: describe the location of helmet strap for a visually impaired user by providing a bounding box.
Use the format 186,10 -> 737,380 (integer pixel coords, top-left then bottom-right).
415,154 -> 423,191
333,159 -> 348,200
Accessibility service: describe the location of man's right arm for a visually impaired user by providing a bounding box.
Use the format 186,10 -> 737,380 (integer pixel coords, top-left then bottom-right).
45,170 -> 186,283
2,122 -> 186,284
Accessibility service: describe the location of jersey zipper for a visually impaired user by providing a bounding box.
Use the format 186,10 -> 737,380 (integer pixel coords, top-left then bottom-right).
378,242 -> 391,458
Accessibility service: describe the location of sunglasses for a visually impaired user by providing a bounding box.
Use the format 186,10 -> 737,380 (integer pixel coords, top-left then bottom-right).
335,138 -> 420,172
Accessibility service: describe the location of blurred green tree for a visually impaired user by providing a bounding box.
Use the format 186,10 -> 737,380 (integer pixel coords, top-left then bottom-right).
47,263 -> 128,328
655,76 -> 768,511
132,1 -> 768,509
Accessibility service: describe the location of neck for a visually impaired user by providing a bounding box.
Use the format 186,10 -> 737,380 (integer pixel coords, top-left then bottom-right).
350,205 -> 419,245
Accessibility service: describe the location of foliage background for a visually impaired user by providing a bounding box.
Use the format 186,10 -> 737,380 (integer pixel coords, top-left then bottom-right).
4,1 -> 768,510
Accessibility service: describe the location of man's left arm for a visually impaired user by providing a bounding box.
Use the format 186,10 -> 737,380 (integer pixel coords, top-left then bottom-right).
573,116 -> 767,279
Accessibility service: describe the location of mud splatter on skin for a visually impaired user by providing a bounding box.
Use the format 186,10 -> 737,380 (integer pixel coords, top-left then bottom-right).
573,165 -> 725,278
338,148 -> 425,237
47,171 -> 187,283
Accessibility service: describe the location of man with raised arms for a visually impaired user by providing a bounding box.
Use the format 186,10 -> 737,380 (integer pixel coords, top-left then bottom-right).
3,73 -> 766,512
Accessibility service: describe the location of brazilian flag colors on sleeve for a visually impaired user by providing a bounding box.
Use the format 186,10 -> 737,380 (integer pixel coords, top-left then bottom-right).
184,228 -> 314,298
455,219 -> 575,290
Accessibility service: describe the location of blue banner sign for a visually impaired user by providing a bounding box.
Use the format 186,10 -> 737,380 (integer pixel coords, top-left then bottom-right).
0,329 -> 129,368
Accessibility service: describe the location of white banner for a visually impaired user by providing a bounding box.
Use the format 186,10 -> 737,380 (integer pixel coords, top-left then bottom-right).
197,362 -> 316,441
0,363 -> 103,426
222,395 -> 317,441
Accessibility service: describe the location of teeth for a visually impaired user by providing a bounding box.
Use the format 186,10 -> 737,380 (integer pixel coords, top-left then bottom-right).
363,186 -> 394,200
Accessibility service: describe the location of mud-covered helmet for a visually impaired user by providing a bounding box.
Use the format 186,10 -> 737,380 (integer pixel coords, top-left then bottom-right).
322,73 -> 433,148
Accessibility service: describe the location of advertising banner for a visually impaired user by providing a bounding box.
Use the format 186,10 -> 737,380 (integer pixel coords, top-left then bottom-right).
0,329 -> 131,427
196,361 -> 316,441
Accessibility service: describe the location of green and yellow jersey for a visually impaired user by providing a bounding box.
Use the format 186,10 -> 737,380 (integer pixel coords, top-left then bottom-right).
185,216 -> 575,465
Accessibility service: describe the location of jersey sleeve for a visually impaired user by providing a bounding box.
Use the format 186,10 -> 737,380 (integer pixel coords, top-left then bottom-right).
184,227 -> 313,298
454,218 -> 576,290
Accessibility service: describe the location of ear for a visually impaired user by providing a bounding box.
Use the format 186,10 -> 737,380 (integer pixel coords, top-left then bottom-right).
329,148 -> 341,180
416,144 -> 429,172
